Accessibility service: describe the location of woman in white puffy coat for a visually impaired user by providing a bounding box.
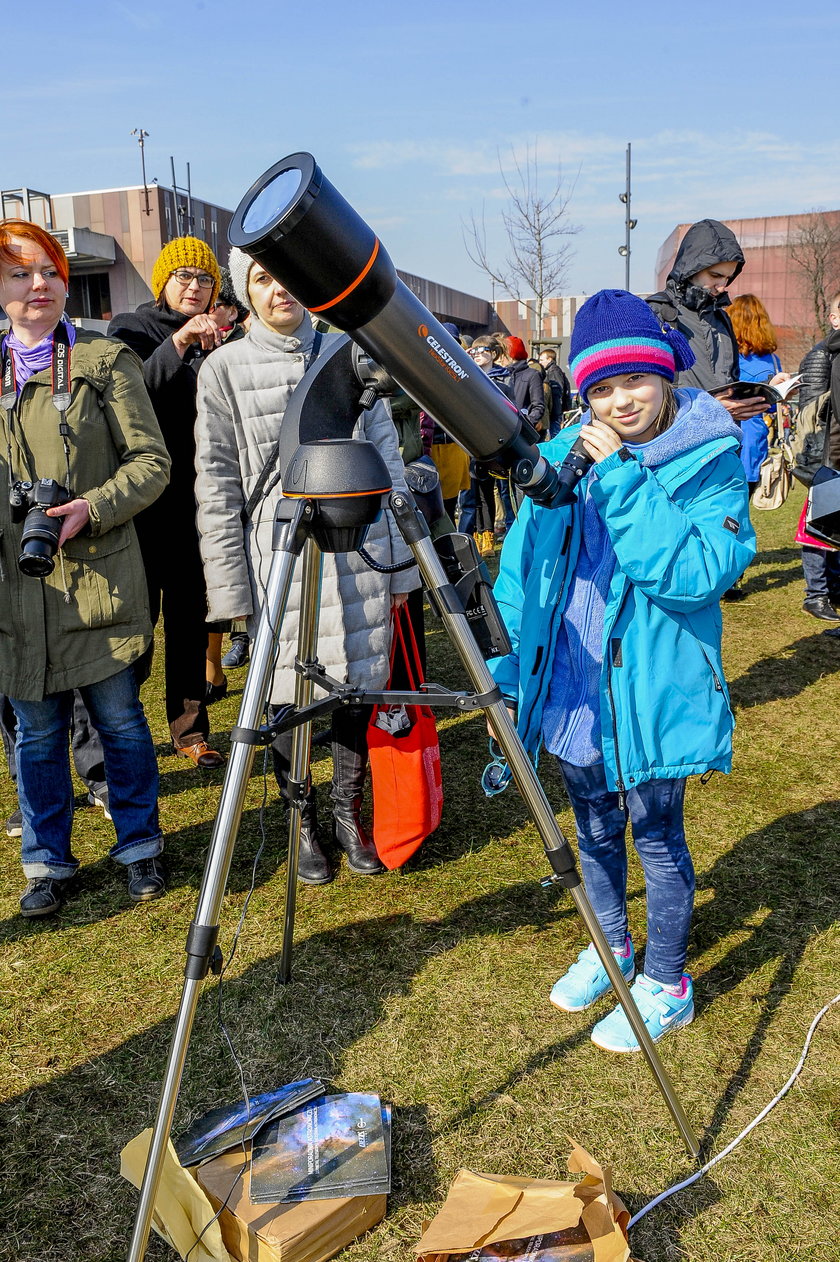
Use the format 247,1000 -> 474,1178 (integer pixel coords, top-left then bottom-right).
195,247 -> 417,885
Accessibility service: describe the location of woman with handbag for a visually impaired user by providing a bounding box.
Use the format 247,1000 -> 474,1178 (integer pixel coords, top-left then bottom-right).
195,247 -> 418,885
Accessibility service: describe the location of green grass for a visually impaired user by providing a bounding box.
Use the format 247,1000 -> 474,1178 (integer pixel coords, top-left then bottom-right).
2,491 -> 840,1261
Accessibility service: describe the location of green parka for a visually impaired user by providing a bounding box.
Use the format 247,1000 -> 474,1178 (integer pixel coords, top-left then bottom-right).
0,330 -> 171,700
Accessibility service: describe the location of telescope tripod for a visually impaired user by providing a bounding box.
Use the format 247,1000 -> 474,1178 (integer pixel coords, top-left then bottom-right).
126,491 -> 699,1262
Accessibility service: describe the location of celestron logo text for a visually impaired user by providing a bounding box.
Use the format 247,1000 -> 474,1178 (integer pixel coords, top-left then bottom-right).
418,325 -> 469,381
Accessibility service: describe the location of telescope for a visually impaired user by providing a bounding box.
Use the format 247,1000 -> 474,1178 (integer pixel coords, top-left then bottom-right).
126,153 -> 699,1262
228,151 -> 562,509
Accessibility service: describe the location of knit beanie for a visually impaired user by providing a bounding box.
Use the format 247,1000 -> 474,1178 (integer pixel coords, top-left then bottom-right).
506,335 -> 528,361
569,289 -> 694,400
227,246 -> 257,315
150,236 -> 221,304
216,267 -> 248,323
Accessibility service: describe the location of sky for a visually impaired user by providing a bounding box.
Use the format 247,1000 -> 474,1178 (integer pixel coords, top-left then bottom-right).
3,0 -> 840,303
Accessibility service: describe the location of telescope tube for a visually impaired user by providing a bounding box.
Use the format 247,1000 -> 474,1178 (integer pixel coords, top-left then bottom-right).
229,153 -> 560,506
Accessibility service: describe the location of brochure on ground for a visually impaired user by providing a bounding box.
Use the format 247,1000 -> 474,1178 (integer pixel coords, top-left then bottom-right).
174,1078 -> 327,1167
445,1226 -> 596,1262
249,1092 -> 391,1203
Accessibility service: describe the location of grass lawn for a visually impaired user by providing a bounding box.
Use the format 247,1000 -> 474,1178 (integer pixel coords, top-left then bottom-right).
1,490 -> 839,1262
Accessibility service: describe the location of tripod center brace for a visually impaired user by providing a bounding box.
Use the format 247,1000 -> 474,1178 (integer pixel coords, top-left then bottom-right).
126,346 -> 698,1262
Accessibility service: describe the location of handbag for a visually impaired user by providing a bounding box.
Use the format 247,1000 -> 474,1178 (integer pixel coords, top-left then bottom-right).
751,441 -> 794,510
367,607 -> 443,869
804,418 -> 840,548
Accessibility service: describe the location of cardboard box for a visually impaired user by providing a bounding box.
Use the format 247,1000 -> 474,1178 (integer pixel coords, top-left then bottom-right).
196,1150 -> 387,1262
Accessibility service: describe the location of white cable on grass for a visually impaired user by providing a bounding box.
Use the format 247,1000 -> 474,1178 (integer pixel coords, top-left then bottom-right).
629,992 -> 840,1229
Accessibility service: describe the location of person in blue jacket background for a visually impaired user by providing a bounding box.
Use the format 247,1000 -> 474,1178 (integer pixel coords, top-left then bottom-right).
727,293 -> 782,490
488,289 -> 756,1052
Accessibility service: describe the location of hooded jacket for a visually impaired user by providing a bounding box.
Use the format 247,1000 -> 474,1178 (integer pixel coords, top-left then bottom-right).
488,389 -> 756,793
647,220 -> 745,391
0,332 -> 170,700
194,314 -> 418,706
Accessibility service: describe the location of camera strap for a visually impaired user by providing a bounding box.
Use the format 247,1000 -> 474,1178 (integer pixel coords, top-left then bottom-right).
1,321 -> 74,491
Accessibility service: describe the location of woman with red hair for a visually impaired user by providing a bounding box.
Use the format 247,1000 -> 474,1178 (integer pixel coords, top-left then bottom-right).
728,294 -> 781,491
0,219 -> 170,916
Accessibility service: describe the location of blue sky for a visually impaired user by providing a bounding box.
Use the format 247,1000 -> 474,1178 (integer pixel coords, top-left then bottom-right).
4,0 -> 839,301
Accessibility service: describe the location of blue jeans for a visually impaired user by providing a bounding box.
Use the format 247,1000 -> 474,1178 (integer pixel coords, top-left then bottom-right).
801,546 -> 840,601
11,666 -> 162,879
558,760 -> 694,986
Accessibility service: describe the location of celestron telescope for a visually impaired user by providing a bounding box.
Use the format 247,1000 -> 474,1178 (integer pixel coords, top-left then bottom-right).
126,154 -> 699,1262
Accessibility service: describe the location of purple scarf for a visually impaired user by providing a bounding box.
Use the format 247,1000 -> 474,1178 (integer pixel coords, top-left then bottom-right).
2,319 -> 77,396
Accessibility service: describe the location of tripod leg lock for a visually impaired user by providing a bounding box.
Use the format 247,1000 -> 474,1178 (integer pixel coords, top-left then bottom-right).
542,844 -> 583,890
185,921 -> 222,980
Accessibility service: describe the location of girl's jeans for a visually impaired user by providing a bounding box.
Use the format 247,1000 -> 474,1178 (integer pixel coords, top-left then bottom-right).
558,760 -> 694,986
11,666 -> 162,880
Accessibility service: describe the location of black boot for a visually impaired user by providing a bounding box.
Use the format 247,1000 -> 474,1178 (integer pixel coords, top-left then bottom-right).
271,732 -> 332,886
296,794 -> 333,886
331,707 -> 384,875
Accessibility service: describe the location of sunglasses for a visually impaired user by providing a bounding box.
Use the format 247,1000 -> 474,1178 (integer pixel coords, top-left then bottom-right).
480,738 -> 513,797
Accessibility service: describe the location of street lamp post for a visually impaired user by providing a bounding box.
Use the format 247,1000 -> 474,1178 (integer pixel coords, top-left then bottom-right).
131,129 -> 151,217
618,142 -> 637,290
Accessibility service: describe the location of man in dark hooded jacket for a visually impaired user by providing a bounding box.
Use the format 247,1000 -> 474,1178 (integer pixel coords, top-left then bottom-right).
647,219 -> 765,423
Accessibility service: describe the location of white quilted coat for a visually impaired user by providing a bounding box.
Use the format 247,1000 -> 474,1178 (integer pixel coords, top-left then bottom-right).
195,315 -> 418,705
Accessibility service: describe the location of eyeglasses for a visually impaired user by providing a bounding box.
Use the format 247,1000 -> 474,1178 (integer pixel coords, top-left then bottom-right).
170,269 -> 215,289
468,346 -> 491,357
480,738 -> 512,798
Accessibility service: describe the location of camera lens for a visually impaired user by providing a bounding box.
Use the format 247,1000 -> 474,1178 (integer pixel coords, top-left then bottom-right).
19,509 -> 62,578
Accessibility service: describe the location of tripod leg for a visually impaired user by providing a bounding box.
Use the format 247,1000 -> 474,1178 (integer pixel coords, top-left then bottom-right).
279,538 -> 324,983
126,502 -> 311,1262
390,493 -> 700,1159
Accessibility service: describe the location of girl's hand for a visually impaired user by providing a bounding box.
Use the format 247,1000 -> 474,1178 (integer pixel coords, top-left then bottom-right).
172,315 -> 222,357
580,418 -> 624,463
47,498 -> 90,547
391,592 -> 409,609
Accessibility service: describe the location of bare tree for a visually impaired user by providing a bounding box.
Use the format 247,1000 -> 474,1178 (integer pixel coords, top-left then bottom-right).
463,145 -> 579,341
788,209 -> 840,340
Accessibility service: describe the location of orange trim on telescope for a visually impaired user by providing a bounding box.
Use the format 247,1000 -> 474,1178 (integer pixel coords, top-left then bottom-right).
284,485 -> 391,500
308,239 -> 380,313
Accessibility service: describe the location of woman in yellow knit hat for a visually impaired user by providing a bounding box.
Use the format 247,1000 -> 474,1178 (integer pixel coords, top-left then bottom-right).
109,237 -> 225,769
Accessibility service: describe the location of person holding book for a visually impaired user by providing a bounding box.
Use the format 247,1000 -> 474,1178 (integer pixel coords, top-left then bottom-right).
488,290 -> 755,1051
647,219 -> 768,423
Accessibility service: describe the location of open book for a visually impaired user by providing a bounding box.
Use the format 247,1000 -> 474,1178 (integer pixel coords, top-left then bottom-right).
709,373 -> 802,408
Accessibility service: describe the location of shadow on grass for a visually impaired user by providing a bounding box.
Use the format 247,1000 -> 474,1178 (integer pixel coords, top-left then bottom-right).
0,883 -> 563,1261
691,799 -> 840,1146
0,803 -> 292,948
740,558 -> 802,597
728,632 -> 840,708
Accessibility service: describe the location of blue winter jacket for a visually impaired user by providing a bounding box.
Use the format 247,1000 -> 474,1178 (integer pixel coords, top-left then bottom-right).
488,389 -> 757,793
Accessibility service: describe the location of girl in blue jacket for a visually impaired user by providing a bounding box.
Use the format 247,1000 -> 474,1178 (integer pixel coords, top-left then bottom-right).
488,290 -> 756,1052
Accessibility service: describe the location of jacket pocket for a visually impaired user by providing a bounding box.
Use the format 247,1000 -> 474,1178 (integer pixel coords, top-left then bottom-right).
56,526 -> 142,631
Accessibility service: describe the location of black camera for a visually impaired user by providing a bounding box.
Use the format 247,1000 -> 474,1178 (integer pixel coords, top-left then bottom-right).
9,478 -> 70,577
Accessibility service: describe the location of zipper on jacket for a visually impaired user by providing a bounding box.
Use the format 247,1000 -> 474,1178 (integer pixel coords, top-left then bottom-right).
605,586 -> 631,808
522,526 -> 576,752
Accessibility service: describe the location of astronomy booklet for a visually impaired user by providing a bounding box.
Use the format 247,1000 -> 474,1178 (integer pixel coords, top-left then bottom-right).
249,1092 -> 391,1203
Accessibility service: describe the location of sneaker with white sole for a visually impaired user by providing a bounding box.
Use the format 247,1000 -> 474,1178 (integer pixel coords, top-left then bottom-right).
549,938 -> 635,1012
590,973 -> 694,1052
87,790 -> 112,821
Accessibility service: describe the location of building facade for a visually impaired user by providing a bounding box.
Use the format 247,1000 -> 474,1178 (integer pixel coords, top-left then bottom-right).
2,185 -> 495,337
